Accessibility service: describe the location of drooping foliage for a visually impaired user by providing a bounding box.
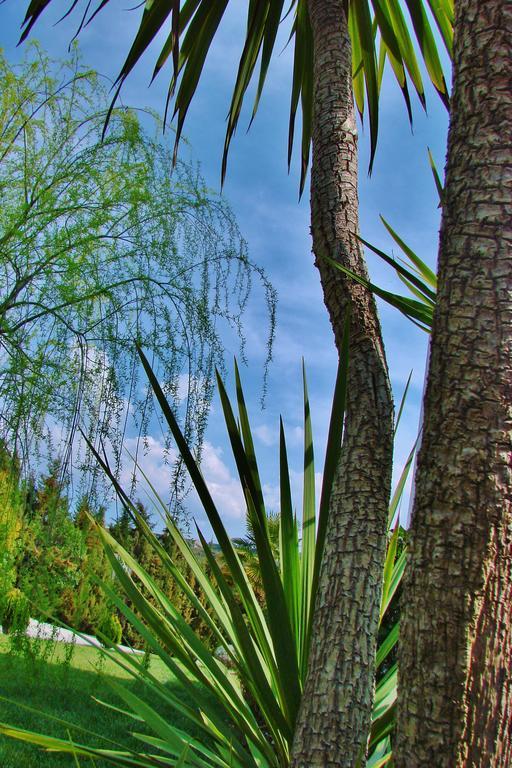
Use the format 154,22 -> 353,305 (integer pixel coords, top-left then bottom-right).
0,44 -> 276,494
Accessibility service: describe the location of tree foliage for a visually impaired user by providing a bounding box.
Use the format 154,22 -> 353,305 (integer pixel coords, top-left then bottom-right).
16,469 -> 87,622
0,44 -> 276,493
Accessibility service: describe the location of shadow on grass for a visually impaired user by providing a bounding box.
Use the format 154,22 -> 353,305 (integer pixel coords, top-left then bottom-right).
0,643 -> 200,767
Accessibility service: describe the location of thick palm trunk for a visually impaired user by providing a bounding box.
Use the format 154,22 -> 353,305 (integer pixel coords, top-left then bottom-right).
290,1 -> 394,765
395,1 -> 512,765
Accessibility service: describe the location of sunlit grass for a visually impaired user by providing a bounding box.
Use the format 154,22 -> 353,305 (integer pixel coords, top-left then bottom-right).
0,635 -> 197,767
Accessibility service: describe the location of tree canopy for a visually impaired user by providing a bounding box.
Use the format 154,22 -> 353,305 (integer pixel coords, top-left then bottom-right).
0,44 -> 276,495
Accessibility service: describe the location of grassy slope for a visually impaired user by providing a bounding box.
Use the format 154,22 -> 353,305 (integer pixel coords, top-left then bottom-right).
0,635 -> 199,767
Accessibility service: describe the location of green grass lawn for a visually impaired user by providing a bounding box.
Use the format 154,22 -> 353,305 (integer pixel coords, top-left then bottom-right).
0,634 -> 199,767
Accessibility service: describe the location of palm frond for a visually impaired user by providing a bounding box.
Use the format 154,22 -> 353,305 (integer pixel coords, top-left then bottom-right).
19,0 -> 453,184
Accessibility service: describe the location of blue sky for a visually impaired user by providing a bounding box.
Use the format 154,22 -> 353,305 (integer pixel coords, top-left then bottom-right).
1,2 -> 450,538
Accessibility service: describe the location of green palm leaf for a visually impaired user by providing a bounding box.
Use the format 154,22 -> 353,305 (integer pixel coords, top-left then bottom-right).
19,0 -> 452,185
0,345 -> 415,766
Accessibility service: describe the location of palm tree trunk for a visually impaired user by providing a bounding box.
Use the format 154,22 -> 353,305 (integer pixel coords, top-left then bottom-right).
395,0 -> 512,765
290,1 -> 394,765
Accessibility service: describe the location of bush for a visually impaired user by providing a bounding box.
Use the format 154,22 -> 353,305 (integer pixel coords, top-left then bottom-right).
97,613 -> 122,646
1,588 -> 30,635
0,446 -> 24,605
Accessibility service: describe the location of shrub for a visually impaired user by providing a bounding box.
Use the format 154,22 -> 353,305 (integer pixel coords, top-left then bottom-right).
17,471 -> 86,623
1,588 -> 30,635
0,446 -> 24,604
97,613 -> 123,647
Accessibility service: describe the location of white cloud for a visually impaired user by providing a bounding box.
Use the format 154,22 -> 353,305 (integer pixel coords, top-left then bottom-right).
111,436 -> 246,521
118,435 -> 178,502
289,425 -> 304,447
254,424 -> 277,447
193,441 -> 246,520
200,442 -> 232,484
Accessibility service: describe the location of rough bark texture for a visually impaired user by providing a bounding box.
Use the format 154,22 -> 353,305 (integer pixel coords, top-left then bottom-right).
396,1 -> 512,765
290,1 -> 394,765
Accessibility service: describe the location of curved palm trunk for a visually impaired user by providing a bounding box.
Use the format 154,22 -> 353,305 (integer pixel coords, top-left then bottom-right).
291,1 -> 394,765
395,0 -> 512,765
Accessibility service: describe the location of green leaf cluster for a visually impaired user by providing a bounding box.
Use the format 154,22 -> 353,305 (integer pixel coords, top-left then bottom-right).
0,451 -> 219,654
0,588 -> 30,637
0,462 -> 117,644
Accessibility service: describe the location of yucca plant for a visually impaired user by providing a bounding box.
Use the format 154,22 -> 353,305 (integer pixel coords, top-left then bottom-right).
0,331 -> 412,766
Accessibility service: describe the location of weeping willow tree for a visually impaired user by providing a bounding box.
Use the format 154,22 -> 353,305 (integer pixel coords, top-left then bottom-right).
0,44 -> 276,497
